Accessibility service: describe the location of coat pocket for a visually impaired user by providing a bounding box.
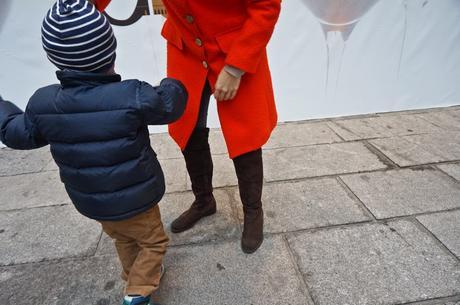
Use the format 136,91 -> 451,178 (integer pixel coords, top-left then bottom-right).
215,26 -> 243,54
161,20 -> 183,50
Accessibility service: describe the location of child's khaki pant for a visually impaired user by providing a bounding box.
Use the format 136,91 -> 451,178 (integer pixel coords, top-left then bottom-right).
99,205 -> 169,297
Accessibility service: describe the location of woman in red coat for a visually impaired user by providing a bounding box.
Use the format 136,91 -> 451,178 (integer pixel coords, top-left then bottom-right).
95,0 -> 281,253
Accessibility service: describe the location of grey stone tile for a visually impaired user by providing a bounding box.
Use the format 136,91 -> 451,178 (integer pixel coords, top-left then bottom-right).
209,129 -> 228,155
0,255 -> 123,305
437,163 -> 460,181
328,118 -> 394,141
186,154 -> 237,190
329,115 -> 442,141
264,122 -> 342,149
0,147 -> 52,176
0,205 -> 101,266
264,142 -> 387,182
341,169 -> 460,219
0,171 -> 69,211
233,179 -> 370,233
417,110 -> 460,132
96,189 -> 240,254
417,210 -> 460,258
371,132 -> 460,167
326,121 -> 360,141
161,158 -> 188,193
370,136 -> 443,167
287,220 -> 460,305
161,189 -> 240,246
157,235 -> 313,305
43,159 -> 59,171
150,132 -> 182,160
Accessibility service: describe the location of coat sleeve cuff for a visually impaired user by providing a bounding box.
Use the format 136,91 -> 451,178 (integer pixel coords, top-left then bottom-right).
224,65 -> 245,78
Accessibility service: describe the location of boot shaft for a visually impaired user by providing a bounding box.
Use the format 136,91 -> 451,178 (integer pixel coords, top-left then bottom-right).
183,128 -> 214,201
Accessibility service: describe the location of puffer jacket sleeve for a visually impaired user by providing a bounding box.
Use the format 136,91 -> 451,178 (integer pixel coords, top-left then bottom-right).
138,78 -> 188,125
0,96 -> 48,150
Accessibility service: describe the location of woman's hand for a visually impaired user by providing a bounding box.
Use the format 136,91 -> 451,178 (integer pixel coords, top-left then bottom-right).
214,68 -> 241,101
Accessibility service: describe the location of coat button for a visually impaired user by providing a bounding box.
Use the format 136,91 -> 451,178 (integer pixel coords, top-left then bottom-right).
185,15 -> 194,23
202,61 -> 208,69
195,38 -> 203,47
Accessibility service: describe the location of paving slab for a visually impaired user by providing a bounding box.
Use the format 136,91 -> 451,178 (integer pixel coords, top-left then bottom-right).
43,158 -> 59,171
233,179 -> 370,233
157,235 -> 313,305
186,153 -> 238,190
0,205 -> 101,266
161,158 -> 188,193
0,255 -> 123,305
328,115 -> 442,141
341,168 -> 460,219
287,220 -> 460,305
150,133 -> 182,160
209,129 -> 228,155
417,210 -> 460,258
371,132 -> 460,167
97,189 -> 240,255
417,109 -> 460,132
437,163 -> 460,181
0,147 -> 52,176
264,122 -> 342,149
0,171 -> 69,211
264,142 -> 387,182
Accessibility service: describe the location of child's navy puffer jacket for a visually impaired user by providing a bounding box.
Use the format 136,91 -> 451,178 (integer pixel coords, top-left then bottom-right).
0,70 -> 187,221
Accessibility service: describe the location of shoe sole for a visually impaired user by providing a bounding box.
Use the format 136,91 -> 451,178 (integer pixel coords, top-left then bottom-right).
170,209 -> 216,233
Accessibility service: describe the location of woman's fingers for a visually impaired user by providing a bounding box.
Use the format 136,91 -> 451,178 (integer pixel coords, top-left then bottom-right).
229,89 -> 237,100
223,89 -> 233,101
214,89 -> 224,101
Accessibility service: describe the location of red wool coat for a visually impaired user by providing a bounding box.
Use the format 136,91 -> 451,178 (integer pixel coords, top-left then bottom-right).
95,0 -> 281,158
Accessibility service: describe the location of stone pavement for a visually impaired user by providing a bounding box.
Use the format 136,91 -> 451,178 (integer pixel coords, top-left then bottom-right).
1,106 -> 460,305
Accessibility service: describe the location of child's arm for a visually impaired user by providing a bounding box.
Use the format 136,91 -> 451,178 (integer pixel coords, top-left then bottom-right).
0,96 -> 48,150
138,78 -> 188,125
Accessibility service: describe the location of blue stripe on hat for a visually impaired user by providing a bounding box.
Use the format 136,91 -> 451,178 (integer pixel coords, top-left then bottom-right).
42,0 -> 117,72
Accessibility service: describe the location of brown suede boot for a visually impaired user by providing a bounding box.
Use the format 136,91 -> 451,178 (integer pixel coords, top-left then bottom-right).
233,149 -> 264,254
171,128 -> 216,233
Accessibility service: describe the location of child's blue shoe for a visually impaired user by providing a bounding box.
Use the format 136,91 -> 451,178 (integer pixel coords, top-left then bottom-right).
122,295 -> 158,305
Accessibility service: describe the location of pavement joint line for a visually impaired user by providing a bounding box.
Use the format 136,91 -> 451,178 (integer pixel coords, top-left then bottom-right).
414,113 -> 446,130
4,211 -> 460,268
221,187 -> 243,233
362,139 -> 400,169
93,229 -> 105,257
363,206 -> 460,223
0,169 -> 47,178
432,164 -> 460,183
324,121 -> 347,142
0,252 -> 117,270
0,202 -> 70,213
282,234 -> 317,305
395,294 -> 460,305
335,176 -> 377,221
96,130 -> 452,162
0,246 -> 105,268
410,217 -> 460,262
259,159 -> 460,186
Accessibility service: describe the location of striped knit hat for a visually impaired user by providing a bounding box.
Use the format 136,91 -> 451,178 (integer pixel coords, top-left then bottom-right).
41,0 -> 117,72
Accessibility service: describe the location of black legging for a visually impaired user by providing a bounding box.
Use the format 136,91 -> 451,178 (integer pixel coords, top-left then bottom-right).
195,81 -> 212,131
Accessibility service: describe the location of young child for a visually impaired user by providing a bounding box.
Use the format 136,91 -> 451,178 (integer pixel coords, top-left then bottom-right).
0,1 -> 187,304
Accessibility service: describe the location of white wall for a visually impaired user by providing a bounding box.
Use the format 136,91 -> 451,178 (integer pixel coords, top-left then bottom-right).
0,0 -> 459,138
